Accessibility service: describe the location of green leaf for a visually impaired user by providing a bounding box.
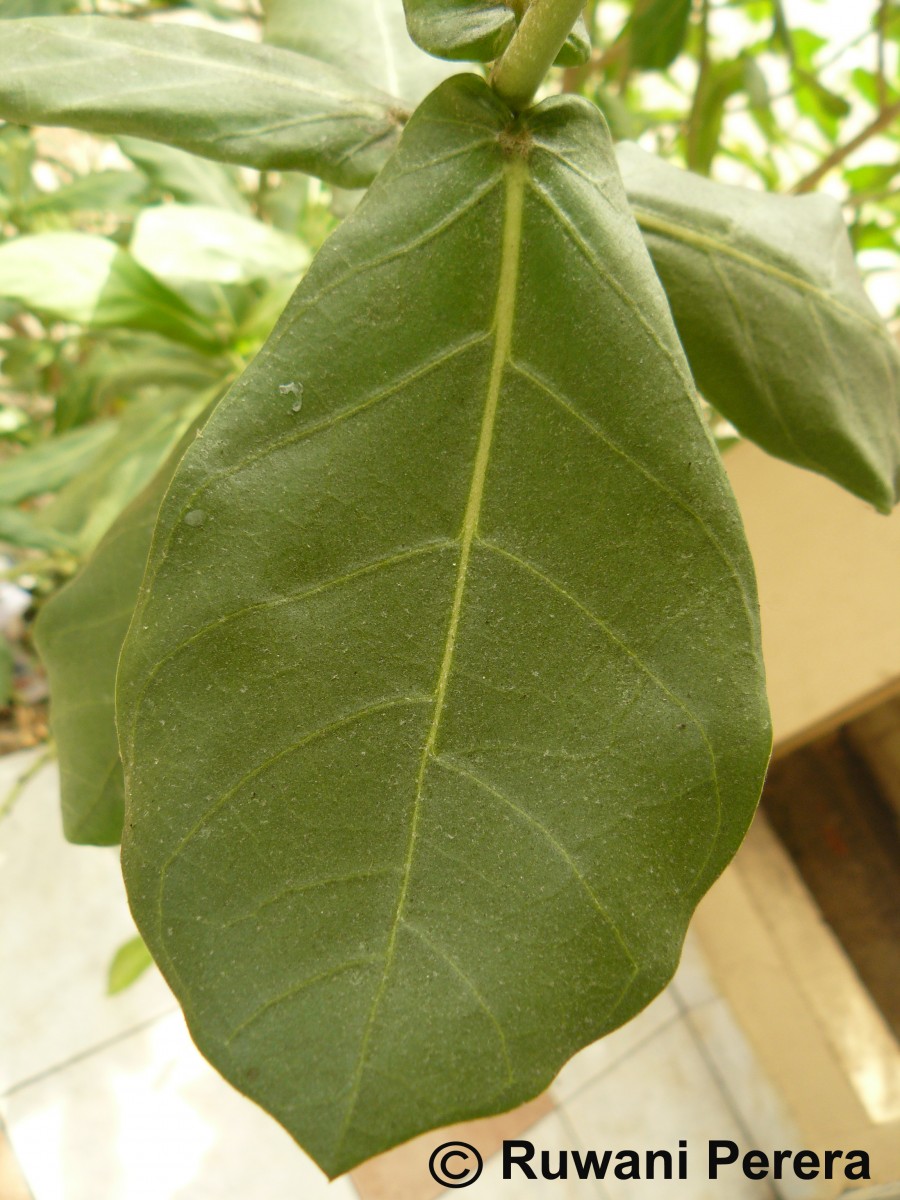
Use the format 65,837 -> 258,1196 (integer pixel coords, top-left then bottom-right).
263,0 -> 455,105
618,143 -> 900,511
24,169 -> 148,220
0,0 -> 77,15
628,0 -> 692,71
36,386 -> 217,553
35,408 -> 213,844
116,137 -> 251,214
0,505 -> 75,553
0,420 -> 117,505
0,17 -> 405,189
685,58 -> 751,175
0,232 -> 221,352
117,76 -> 770,1174
108,935 -> 155,994
401,1 -> 590,66
131,205 -> 310,287
0,636 -> 13,707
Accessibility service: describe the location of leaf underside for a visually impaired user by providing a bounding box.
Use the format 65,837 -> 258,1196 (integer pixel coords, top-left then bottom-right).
0,17 -> 403,188
118,76 -> 770,1176
618,144 -> 900,512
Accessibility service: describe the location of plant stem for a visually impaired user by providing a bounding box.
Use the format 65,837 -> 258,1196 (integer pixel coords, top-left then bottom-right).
792,99 -> 900,193
684,0 -> 711,172
491,0 -> 587,112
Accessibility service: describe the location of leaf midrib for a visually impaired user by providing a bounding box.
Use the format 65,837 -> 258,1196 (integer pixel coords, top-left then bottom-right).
333,154 -> 528,1157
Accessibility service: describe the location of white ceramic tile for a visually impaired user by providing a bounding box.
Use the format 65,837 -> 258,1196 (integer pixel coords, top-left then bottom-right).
558,1019 -> 780,1200
463,1111 -> 611,1200
4,1010 -> 355,1200
685,1000 -> 818,1200
551,989 -> 679,1103
0,750 -> 175,1093
670,932 -> 719,1011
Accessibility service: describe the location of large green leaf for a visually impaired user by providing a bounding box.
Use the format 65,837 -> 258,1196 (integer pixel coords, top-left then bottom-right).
117,77 -> 770,1175
618,144 -> 900,511
0,17 -> 405,189
402,0 -> 590,66
263,0 -> 455,105
35,408 -> 213,845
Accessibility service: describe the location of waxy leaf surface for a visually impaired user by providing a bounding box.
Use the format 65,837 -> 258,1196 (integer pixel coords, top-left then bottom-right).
118,77 -> 770,1175
618,144 -> 900,511
0,18 -> 404,188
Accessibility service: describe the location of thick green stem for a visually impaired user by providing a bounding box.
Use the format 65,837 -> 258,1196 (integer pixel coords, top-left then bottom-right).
491,0 -> 586,112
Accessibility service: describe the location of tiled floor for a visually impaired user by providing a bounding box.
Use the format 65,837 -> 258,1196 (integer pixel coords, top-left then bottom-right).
1,749 -> 813,1200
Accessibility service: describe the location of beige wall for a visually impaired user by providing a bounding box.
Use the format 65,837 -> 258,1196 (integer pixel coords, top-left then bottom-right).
725,442 -> 900,746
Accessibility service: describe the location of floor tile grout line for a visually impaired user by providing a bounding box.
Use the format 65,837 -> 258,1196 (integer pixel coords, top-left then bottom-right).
553,1102 -> 616,1200
1,1006 -> 178,1100
554,1008 -> 684,1106
669,986 -> 786,1200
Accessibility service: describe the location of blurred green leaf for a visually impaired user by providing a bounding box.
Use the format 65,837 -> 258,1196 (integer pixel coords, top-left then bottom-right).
0,637 -> 13,707
0,420 -> 116,504
116,137 -> 251,214
131,204 -> 310,287
36,406 -> 212,843
23,170 -> 148,221
107,935 -> 155,993
628,0 -> 692,71
35,385 -> 219,552
0,232 -> 220,352
264,0 -> 456,103
686,58 -> 750,174
0,0 -> 78,15
0,17 -> 405,189
0,505 -> 76,552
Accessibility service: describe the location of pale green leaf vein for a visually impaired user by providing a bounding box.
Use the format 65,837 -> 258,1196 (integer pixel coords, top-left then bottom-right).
225,957 -> 382,1045
332,157 -> 528,1159
221,867 -> 403,931
402,918 -> 513,1088
475,537 -> 722,860
508,357 -> 758,642
432,754 -> 638,978
131,539 -> 456,728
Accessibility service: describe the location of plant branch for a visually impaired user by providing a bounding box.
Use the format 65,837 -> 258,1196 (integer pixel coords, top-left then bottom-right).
684,0 -> 711,173
792,100 -> 900,193
491,0 -> 586,112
